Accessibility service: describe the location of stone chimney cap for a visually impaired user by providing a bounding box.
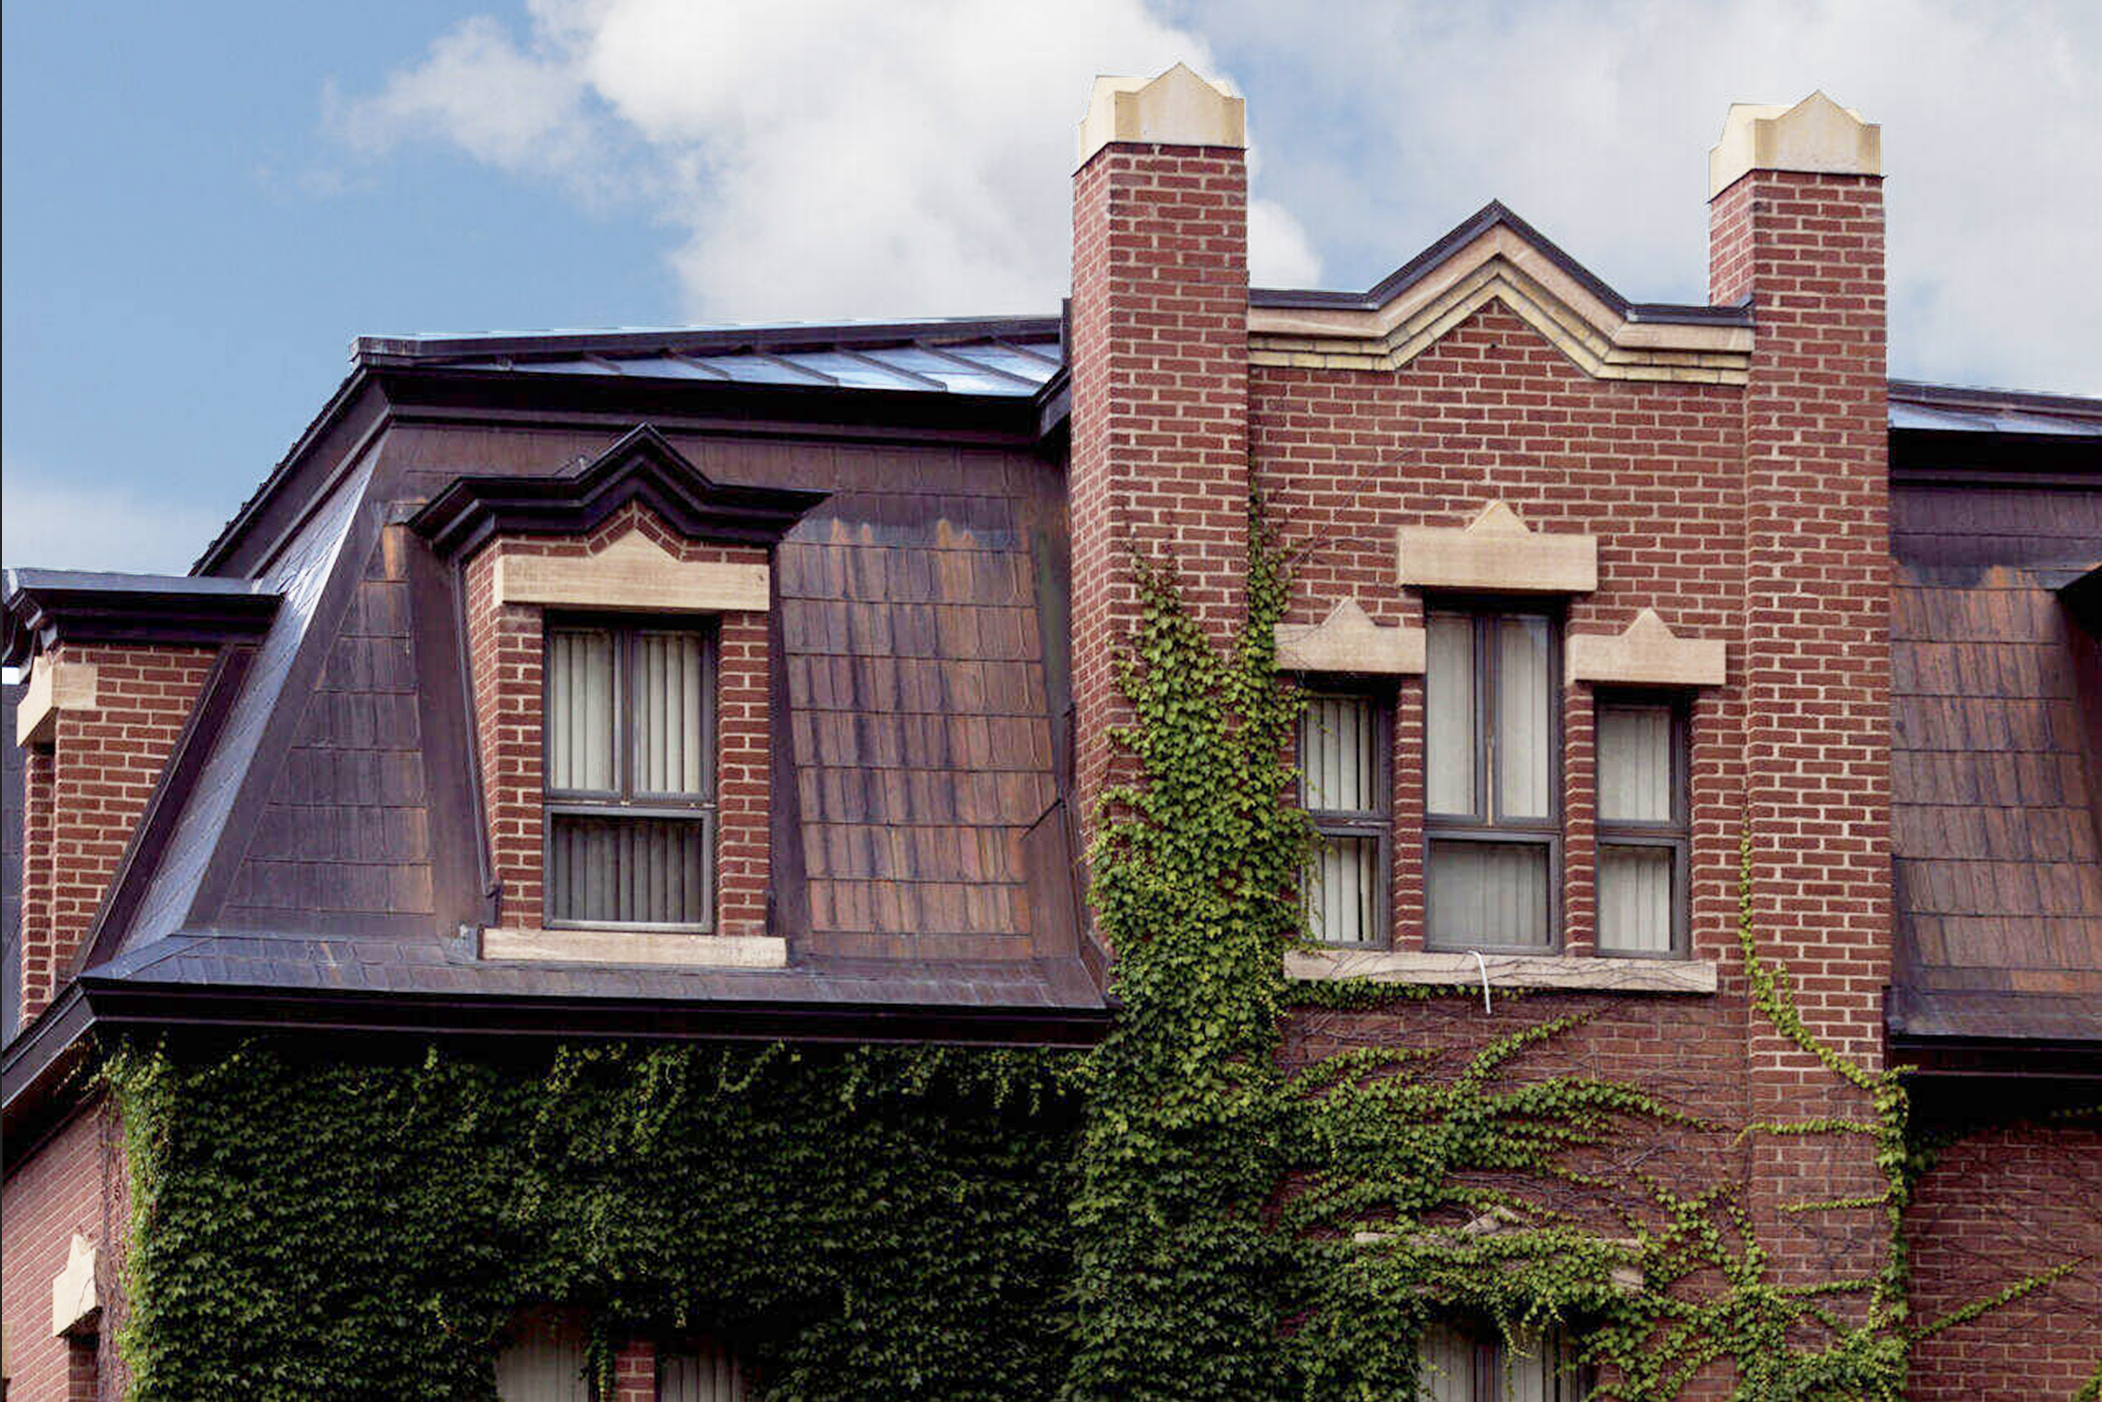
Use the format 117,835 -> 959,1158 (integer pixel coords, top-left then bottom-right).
1076,62 -> 1246,169
1709,91 -> 1880,198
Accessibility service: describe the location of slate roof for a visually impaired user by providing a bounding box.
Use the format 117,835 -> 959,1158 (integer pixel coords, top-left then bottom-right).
5,301 -> 2101,1076
1888,476 -> 2102,1048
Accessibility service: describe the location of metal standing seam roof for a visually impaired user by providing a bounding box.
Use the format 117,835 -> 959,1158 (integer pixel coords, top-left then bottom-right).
353,318 -> 1067,400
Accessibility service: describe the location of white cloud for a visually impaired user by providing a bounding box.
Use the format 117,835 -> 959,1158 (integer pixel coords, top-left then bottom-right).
1,463 -> 232,577
1176,0 -> 2102,393
335,0 -> 2100,394
332,0 -> 1322,320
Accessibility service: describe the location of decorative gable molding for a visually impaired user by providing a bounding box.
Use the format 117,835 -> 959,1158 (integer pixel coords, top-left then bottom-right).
411,423 -> 827,562
1397,501 -> 1598,595
493,527 -> 771,614
1275,599 -> 1424,675
1249,207 -> 1751,385
1567,608 -> 1727,688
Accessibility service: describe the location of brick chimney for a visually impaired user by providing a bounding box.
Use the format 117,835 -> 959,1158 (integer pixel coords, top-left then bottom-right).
1068,64 -> 1252,841
1708,93 -> 1892,1293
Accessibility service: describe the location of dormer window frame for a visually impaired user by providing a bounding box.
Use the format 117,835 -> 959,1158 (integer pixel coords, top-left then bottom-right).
541,612 -> 720,935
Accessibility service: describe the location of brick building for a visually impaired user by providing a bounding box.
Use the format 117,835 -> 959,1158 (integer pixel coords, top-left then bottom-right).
3,69 -> 2098,1398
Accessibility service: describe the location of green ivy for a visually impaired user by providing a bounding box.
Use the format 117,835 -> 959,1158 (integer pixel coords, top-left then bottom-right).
107,1041 -> 1085,1399
101,493 -> 2094,1399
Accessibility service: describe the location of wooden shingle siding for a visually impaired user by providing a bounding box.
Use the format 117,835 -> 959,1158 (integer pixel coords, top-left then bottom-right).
1889,481 -> 2102,1039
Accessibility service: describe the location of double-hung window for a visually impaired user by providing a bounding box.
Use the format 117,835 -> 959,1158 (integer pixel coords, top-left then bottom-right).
544,619 -> 716,930
1424,607 -> 1559,949
1299,690 -> 1391,946
1595,697 -> 1689,956
1418,1319 -> 1586,1401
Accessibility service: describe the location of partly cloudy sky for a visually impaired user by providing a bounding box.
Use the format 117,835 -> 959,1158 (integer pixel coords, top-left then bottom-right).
4,0 -> 2098,575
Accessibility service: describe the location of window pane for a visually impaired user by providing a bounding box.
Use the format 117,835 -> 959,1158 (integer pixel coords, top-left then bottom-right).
549,815 -> 711,926
1598,705 -> 1672,823
547,629 -> 617,792
1598,844 -> 1674,954
1496,615 -> 1551,820
1416,1320 -> 1475,1402
637,630 -> 708,796
495,1311 -> 591,1402
658,1340 -> 753,1401
1427,840 -> 1551,947
1426,614 -> 1476,816
1306,835 -> 1380,945
1303,695 -> 1379,813
1505,1325 -> 1586,1402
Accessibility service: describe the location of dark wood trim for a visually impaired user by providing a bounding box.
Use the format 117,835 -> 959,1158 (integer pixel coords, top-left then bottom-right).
1,575 -> 279,668
766,564 -> 810,946
412,532 -> 495,929
410,423 -> 828,560
75,977 -> 1113,1050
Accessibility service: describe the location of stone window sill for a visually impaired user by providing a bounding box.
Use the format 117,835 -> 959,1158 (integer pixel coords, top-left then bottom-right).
1286,947 -> 1717,994
480,927 -> 788,969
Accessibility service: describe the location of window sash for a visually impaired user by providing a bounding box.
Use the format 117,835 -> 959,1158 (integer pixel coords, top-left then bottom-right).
544,619 -> 718,933
1425,607 -> 1560,951
1417,1320 -> 1587,1401
1595,697 -> 1689,958
1299,691 -> 1391,947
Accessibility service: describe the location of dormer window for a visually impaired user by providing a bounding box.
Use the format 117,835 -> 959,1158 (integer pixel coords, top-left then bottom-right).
545,619 -> 716,930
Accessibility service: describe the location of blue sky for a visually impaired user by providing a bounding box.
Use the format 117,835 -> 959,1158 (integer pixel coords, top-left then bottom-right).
6,1 -> 2098,576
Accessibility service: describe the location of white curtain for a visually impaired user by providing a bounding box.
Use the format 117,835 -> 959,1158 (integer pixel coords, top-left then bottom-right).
637,630 -> 707,795
549,817 -> 710,926
1307,836 -> 1379,945
1427,841 -> 1550,947
658,1340 -> 753,1401
1496,617 -> 1551,819
1598,705 -> 1670,822
1426,615 -> 1476,816
1417,1320 -> 1475,1402
1304,696 -> 1379,813
547,629 -> 616,791
494,1312 -> 591,1402
1597,845 -> 1673,953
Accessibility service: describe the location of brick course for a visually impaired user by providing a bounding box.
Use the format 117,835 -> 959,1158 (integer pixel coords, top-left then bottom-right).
464,502 -> 773,939
16,644 -> 212,1027
1069,142 -> 1251,846
0,1098 -> 128,1402
1904,1117 -> 2102,1399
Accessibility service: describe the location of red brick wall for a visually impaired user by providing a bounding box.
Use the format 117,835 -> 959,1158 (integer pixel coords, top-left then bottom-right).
1069,141 -> 1250,845
1710,166 -> 1893,1295
463,503 -> 773,938
17,644 -> 212,1027
1250,310 -> 1749,958
1,1098 -> 128,1402
611,1338 -> 655,1401
1904,1118 -> 2102,1399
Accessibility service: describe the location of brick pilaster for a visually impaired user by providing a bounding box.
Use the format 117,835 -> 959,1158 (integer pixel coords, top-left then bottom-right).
1069,139 -> 1250,850
1711,157 -> 1892,1292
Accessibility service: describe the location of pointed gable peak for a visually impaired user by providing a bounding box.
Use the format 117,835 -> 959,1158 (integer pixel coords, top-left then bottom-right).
1465,500 -> 1535,537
